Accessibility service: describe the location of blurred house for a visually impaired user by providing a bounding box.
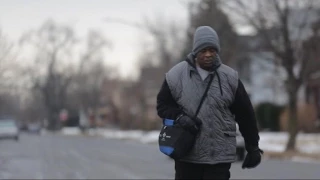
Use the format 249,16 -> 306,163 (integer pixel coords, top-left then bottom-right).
306,68 -> 320,121
101,78 -> 144,129
280,68 -> 320,132
135,65 -> 167,129
93,106 -> 112,127
100,79 -> 129,127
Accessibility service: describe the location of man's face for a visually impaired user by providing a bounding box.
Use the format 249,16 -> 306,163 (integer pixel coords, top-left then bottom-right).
195,47 -> 217,71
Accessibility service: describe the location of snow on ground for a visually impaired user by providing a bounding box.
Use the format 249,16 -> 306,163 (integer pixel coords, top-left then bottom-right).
259,132 -> 320,154
61,127 -> 320,155
90,128 -> 160,144
61,127 -> 81,135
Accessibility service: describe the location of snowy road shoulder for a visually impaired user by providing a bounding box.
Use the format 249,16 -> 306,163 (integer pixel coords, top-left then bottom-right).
60,127 -> 320,163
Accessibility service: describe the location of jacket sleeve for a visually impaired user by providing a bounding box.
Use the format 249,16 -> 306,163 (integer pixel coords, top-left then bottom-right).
229,79 -> 260,147
156,79 -> 183,120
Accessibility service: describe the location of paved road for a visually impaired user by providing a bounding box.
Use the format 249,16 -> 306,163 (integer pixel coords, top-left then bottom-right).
0,133 -> 319,179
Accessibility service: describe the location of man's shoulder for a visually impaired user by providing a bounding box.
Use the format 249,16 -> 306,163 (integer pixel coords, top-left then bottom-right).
219,64 -> 236,73
166,61 -> 188,84
167,61 -> 188,74
219,64 -> 239,92
219,64 -> 238,78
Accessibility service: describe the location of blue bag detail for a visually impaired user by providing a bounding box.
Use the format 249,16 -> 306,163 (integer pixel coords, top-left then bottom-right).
164,119 -> 174,126
159,146 -> 174,156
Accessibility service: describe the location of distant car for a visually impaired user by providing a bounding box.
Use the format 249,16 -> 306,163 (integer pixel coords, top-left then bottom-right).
0,119 -> 19,141
236,124 -> 245,161
27,123 -> 41,134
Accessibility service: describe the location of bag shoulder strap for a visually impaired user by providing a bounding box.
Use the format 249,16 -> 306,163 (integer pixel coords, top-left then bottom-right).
193,72 -> 216,119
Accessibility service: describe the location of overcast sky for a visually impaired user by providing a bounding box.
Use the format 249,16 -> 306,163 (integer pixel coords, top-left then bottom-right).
0,0 -> 190,79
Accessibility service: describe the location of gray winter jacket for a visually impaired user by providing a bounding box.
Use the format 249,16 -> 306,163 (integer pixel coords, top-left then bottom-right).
165,57 -> 239,164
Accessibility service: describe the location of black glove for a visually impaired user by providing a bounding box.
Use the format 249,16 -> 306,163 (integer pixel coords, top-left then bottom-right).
175,115 -> 199,134
242,145 -> 263,169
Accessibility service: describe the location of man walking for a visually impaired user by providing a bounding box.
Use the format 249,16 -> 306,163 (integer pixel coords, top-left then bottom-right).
156,26 -> 263,179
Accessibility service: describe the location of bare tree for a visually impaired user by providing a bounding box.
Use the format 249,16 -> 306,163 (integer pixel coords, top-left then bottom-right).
66,30 -> 115,126
0,29 -> 25,121
222,0 -> 320,151
0,29 -> 21,92
104,16 -> 185,69
20,19 -> 77,130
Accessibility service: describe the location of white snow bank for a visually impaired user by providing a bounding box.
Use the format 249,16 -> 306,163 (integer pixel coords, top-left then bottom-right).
259,132 -> 320,154
61,127 -> 81,135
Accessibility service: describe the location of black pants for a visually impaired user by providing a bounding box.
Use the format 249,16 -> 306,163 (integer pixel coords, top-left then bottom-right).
175,160 -> 231,180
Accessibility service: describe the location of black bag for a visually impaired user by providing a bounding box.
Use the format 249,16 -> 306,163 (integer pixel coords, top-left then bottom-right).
158,73 -> 215,160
